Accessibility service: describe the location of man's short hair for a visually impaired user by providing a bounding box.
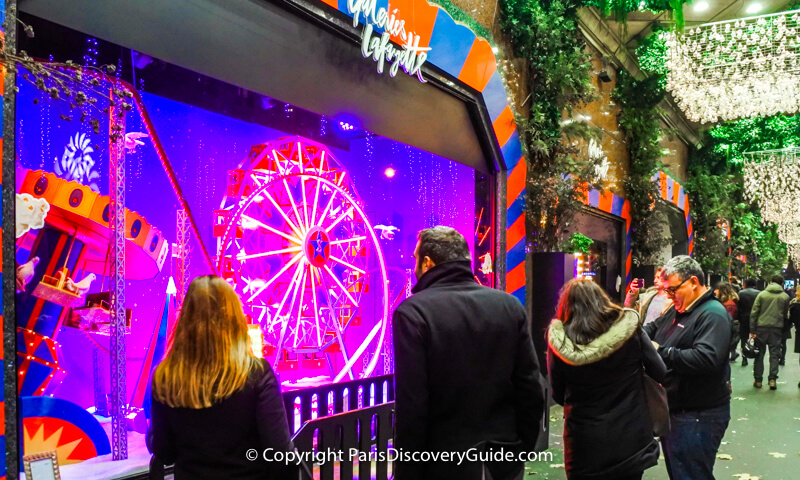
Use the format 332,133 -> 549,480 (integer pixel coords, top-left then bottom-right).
771,274 -> 784,285
662,255 -> 706,287
417,226 -> 471,265
744,278 -> 758,288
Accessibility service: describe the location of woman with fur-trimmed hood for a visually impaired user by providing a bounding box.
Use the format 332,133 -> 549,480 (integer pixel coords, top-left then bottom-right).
547,279 -> 667,480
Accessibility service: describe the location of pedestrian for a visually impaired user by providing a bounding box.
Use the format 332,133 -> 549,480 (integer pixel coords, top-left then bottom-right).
737,279 -> 760,366
750,275 -> 790,390
393,226 -> 546,480
715,282 -> 739,362
789,289 -> 800,388
729,276 -> 742,292
643,255 -> 731,480
624,267 -> 673,325
780,313 -> 792,366
148,275 -> 295,479
780,282 -> 794,366
548,278 -> 667,480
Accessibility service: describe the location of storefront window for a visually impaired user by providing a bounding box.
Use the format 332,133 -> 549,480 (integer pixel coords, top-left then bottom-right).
12,25 -> 494,478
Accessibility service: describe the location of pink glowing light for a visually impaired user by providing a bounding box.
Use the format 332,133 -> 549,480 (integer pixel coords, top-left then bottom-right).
384,167 -> 396,178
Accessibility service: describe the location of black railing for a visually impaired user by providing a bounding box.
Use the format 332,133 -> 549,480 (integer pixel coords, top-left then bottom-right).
282,374 -> 395,434
293,402 -> 395,480
147,375 -> 395,479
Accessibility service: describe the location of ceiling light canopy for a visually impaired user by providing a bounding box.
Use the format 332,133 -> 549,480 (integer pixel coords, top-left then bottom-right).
665,10 -> 800,123
742,147 -> 800,225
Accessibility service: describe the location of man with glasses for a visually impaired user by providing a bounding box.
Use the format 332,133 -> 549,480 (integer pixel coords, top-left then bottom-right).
643,255 -> 731,480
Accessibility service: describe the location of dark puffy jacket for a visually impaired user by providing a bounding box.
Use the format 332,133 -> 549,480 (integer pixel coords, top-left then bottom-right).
643,289 -> 731,412
548,309 -> 666,480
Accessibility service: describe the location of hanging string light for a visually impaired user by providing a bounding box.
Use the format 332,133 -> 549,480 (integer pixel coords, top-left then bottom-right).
742,147 -> 800,224
777,222 -> 800,244
665,10 -> 800,123
788,243 -> 800,266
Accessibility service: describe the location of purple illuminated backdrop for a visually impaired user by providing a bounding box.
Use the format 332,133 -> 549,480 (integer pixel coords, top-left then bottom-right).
16,77 -> 477,406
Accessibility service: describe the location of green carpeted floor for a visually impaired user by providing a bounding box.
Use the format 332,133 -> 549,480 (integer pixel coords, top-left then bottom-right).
527,338 -> 800,480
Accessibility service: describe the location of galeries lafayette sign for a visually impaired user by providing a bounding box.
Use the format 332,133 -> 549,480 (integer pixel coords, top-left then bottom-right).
347,0 -> 430,82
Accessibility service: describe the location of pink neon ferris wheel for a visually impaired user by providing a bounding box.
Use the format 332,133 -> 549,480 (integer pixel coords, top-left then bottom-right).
216,137 -> 390,383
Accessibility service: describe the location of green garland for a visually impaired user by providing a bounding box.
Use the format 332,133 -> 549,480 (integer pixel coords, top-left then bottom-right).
688,115 -> 799,276
730,204 -> 788,279
427,0 -> 494,42
563,232 -> 595,254
634,26 -> 731,273
583,0 -> 687,28
613,71 -> 670,265
498,0 -> 601,253
635,27 -> 668,89
684,142 -> 737,275
686,131 -> 790,277
709,114 -> 800,164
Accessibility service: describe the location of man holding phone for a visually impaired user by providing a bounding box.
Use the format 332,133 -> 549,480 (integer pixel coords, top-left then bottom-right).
625,267 -> 673,325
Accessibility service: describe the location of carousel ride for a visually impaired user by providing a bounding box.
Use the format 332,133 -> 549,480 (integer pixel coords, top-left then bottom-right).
16,169 -> 168,393
14,168 -> 169,464
215,137 -> 395,385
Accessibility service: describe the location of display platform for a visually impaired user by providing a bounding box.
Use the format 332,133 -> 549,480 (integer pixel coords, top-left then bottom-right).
22,422 -> 150,480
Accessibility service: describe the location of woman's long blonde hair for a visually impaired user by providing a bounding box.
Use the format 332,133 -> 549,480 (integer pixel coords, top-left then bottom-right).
152,275 -> 262,408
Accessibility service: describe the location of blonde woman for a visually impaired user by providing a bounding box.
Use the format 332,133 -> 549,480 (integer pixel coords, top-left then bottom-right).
147,275 -> 294,479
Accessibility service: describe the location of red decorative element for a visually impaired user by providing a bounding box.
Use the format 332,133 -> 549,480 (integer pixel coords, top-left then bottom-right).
16,328 -> 64,396
304,227 -> 330,268
24,417 -> 99,463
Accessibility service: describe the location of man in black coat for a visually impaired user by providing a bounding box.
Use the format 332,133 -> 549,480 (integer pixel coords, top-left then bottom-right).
737,278 -> 760,366
644,255 -> 731,480
393,226 -> 546,480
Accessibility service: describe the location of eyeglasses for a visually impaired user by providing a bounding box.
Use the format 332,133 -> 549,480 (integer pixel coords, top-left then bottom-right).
665,278 -> 690,298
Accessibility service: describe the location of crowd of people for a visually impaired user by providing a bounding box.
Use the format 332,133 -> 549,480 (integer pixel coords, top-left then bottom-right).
144,225 -> 797,480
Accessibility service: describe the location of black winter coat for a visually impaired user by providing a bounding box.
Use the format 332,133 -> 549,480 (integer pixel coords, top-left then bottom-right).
790,300 -> 800,354
643,289 -> 731,412
393,261 -> 546,480
547,309 -> 666,480
147,359 -> 295,480
737,288 -> 760,323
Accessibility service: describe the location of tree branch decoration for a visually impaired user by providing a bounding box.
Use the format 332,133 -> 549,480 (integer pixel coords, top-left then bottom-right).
1,7 -> 132,140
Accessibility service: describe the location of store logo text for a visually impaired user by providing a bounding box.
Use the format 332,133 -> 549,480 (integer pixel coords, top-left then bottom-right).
347,0 -> 429,82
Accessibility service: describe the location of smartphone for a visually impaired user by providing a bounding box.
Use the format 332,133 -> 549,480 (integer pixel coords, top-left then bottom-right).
635,278 -> 645,289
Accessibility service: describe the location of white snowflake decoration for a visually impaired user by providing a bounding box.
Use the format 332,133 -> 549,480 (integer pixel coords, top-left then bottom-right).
55,132 -> 101,192
588,139 -> 610,182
